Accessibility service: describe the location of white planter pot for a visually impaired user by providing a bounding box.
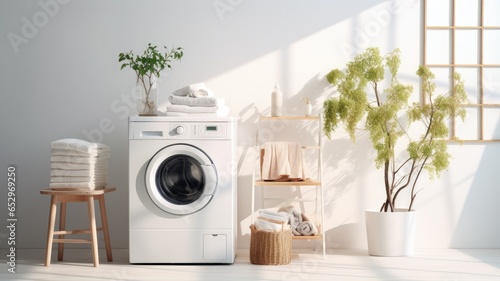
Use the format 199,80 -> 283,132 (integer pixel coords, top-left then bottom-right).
365,209 -> 416,256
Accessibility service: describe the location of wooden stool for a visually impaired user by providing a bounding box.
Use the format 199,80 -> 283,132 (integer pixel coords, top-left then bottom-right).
40,187 -> 116,267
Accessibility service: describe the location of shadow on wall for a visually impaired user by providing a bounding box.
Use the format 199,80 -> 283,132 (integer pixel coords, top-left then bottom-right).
177,0 -> 389,85
451,141 -> 500,268
236,71 -> 377,248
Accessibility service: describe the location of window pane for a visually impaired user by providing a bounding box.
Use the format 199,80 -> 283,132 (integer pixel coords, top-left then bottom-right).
426,0 -> 451,26
484,0 -> 500,26
455,107 -> 480,140
426,30 -> 451,64
483,68 -> 500,104
483,30 -> 500,64
455,30 -> 479,64
455,0 -> 480,26
456,67 -> 480,104
484,108 -> 500,140
429,67 -> 451,96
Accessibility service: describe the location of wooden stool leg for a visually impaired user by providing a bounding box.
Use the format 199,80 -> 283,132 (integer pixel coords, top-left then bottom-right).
87,195 -> 99,267
57,202 -> 67,261
45,195 -> 58,266
98,195 -> 113,262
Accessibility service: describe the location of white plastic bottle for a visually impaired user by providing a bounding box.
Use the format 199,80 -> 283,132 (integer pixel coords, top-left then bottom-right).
271,84 -> 282,117
302,97 -> 312,117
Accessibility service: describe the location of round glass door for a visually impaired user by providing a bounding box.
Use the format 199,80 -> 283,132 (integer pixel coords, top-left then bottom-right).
145,144 -> 217,215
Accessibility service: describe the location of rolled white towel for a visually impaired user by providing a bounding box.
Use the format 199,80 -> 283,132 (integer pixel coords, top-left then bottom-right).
168,95 -> 222,107
278,205 -> 303,236
296,220 -> 318,236
51,138 -> 110,155
172,83 -> 214,97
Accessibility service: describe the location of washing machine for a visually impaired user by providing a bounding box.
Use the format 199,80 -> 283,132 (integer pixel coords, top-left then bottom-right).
128,115 -> 237,263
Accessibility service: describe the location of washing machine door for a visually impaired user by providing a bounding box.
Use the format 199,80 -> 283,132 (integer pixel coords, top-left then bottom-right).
145,143 -> 217,215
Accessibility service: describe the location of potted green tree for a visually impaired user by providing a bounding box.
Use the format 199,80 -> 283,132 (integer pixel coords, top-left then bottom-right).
323,47 -> 467,256
119,43 -> 183,116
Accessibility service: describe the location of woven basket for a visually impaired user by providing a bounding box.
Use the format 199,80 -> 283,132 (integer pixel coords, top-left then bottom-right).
249,224 -> 292,265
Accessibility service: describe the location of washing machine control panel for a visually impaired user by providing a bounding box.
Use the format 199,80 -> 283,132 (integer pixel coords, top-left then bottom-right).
168,122 -> 228,139
193,124 -> 226,138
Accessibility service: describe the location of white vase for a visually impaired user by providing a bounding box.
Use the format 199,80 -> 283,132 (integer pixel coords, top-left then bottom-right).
365,209 -> 416,256
136,75 -> 158,116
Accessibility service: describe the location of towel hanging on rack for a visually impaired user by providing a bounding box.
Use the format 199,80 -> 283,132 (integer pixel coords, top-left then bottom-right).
261,141 -> 307,181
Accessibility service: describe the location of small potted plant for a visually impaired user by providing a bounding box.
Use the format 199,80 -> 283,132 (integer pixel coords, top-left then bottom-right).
119,43 -> 183,116
323,47 -> 467,256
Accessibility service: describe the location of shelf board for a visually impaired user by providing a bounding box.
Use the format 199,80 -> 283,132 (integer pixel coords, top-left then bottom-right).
260,115 -> 320,121
292,235 -> 323,241
262,198 -> 317,202
255,180 -> 321,186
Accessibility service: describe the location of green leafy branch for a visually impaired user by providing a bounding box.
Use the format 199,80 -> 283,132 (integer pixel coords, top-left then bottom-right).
323,47 -> 468,212
118,43 -> 183,113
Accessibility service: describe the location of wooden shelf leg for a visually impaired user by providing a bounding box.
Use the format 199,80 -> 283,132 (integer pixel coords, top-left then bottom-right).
98,195 -> 113,262
87,196 -> 99,267
44,195 -> 58,266
57,202 -> 67,261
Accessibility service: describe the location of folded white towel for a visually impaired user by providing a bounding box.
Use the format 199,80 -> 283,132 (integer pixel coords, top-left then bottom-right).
168,95 -> 222,107
165,112 -> 216,117
49,182 -> 106,190
51,155 -> 109,164
50,169 -> 108,177
261,142 -> 306,180
51,148 -> 111,158
255,218 -> 285,232
258,209 -> 289,223
51,162 -> 108,170
51,138 -> 110,155
166,104 -> 218,113
50,176 -> 108,183
172,83 -> 214,97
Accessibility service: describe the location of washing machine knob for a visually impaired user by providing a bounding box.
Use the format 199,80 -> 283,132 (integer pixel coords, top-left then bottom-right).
175,126 -> 185,135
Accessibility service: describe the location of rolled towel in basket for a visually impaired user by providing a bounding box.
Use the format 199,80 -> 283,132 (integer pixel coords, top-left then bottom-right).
296,220 -> 318,236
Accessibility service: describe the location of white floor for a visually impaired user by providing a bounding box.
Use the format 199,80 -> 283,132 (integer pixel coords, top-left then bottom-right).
2,248 -> 500,280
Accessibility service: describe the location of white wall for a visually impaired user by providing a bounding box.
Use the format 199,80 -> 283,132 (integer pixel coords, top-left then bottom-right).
1,0 -> 499,250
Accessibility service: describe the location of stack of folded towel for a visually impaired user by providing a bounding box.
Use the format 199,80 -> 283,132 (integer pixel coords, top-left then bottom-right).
255,209 -> 290,232
166,82 -> 229,117
255,207 -> 318,236
49,138 -> 110,190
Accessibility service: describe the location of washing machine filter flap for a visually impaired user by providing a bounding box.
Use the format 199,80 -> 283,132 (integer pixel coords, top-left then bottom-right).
145,143 -> 217,215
